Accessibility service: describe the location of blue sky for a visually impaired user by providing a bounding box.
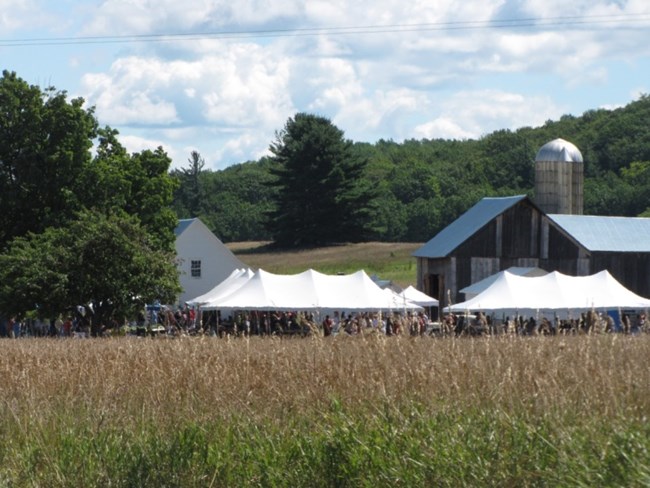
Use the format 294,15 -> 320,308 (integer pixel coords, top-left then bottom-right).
1,0 -> 649,170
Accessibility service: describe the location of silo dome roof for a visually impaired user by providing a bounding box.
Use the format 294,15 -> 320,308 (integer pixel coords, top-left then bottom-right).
535,138 -> 583,163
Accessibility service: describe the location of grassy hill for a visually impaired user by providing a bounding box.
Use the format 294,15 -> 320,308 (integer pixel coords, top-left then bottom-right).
228,241 -> 422,287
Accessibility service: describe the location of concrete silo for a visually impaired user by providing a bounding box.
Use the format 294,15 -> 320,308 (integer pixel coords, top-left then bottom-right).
534,138 -> 583,215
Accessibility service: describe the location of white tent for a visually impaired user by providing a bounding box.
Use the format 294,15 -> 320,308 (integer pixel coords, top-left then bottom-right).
449,269 -> 650,315
186,268 -> 255,306
205,268 -> 422,312
401,286 -> 439,306
460,267 -> 548,300
382,288 -> 424,311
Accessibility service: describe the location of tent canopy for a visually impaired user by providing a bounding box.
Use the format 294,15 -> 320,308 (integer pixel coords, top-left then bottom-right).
199,268 -> 422,312
186,268 -> 254,306
450,269 -> 650,314
401,286 -> 439,306
460,267 -> 547,299
382,288 -> 424,311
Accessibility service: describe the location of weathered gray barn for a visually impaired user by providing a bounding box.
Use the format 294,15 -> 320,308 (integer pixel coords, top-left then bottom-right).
414,138 -> 650,308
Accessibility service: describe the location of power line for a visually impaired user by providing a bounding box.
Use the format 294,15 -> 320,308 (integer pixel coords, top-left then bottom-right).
1,13 -> 649,47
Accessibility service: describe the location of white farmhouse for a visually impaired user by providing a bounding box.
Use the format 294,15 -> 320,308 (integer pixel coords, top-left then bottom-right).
174,218 -> 246,306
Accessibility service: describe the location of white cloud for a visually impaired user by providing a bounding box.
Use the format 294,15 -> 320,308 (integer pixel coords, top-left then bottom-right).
415,90 -> 564,140
214,131 -> 272,166
0,0 -> 61,34
81,0 -> 306,36
119,133 -> 176,158
414,118 -> 474,140
81,45 -> 295,130
199,48 -> 294,128
81,60 -> 179,125
61,0 -> 649,169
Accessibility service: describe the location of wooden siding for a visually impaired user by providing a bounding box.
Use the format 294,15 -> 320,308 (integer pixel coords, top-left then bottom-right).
454,200 -> 542,259
500,202 -> 539,258
547,225 -> 580,261
591,252 -> 650,299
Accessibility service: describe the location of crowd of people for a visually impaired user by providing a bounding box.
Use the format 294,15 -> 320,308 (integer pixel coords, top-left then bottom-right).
1,304 -> 647,338
0,314 -> 92,338
440,310 -> 648,336
157,308 -> 432,338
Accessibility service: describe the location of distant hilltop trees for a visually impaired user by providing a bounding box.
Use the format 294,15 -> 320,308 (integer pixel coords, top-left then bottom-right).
175,94 -> 650,246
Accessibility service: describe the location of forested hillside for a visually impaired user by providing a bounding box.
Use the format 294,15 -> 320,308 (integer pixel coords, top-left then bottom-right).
172,95 -> 650,244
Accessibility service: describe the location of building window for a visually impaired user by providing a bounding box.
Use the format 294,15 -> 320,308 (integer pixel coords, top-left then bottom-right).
191,260 -> 202,278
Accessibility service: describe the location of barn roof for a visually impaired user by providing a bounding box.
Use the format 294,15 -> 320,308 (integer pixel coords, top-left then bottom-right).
548,214 -> 650,252
413,195 -> 528,258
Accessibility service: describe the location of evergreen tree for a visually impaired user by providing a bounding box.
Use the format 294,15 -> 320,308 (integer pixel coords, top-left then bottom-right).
171,151 -> 205,219
267,113 -> 377,247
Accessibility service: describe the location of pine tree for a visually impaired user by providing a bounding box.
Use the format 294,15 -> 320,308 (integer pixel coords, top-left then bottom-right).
268,113 -> 377,247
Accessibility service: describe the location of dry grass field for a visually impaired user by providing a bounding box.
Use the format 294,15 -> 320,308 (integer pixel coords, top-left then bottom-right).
3,334 -> 648,421
1,243 -> 649,485
2,334 -> 650,485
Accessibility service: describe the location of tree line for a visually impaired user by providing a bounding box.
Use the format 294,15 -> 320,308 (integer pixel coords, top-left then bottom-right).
172,95 -> 650,245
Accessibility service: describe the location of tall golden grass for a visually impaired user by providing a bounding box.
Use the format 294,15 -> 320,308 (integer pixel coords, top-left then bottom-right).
3,334 -> 648,428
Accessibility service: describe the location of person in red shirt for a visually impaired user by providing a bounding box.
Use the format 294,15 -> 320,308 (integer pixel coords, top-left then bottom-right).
63,317 -> 73,337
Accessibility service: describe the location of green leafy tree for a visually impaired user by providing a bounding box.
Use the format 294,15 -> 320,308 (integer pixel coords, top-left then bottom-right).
0,210 -> 180,335
0,72 -> 178,252
268,113 -> 378,247
124,147 -> 179,250
200,160 -> 278,241
76,127 -> 178,251
621,161 -> 650,216
479,129 -> 536,191
370,192 -> 408,242
584,172 -> 634,216
0,70 -> 97,249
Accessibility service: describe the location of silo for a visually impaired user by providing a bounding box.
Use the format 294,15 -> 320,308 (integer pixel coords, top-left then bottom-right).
534,138 -> 583,215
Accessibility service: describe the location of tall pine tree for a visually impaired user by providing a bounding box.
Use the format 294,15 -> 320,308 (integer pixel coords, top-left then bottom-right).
268,113 -> 377,247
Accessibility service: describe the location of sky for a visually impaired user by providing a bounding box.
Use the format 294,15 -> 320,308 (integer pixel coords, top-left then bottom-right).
1,1 -> 649,171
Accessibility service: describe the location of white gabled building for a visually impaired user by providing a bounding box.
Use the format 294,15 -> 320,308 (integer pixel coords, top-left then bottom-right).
174,218 -> 246,306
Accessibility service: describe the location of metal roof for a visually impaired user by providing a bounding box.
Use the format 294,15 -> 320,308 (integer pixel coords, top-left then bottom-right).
413,195 -> 527,258
535,138 -> 583,163
548,214 -> 650,252
174,218 -> 196,237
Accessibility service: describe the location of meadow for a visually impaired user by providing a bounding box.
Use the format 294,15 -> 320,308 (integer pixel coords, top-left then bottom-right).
227,241 -> 420,287
1,244 -> 649,486
1,334 -> 649,486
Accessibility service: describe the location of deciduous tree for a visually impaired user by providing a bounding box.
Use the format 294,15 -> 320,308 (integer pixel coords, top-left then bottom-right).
0,211 -> 180,335
0,70 -> 97,249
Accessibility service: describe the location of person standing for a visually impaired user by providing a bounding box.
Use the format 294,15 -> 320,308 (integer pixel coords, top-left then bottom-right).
322,315 -> 333,337
63,317 -> 73,337
9,317 -> 18,338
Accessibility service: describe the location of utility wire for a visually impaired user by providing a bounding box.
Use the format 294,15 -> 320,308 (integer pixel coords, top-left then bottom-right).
1,12 -> 649,47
